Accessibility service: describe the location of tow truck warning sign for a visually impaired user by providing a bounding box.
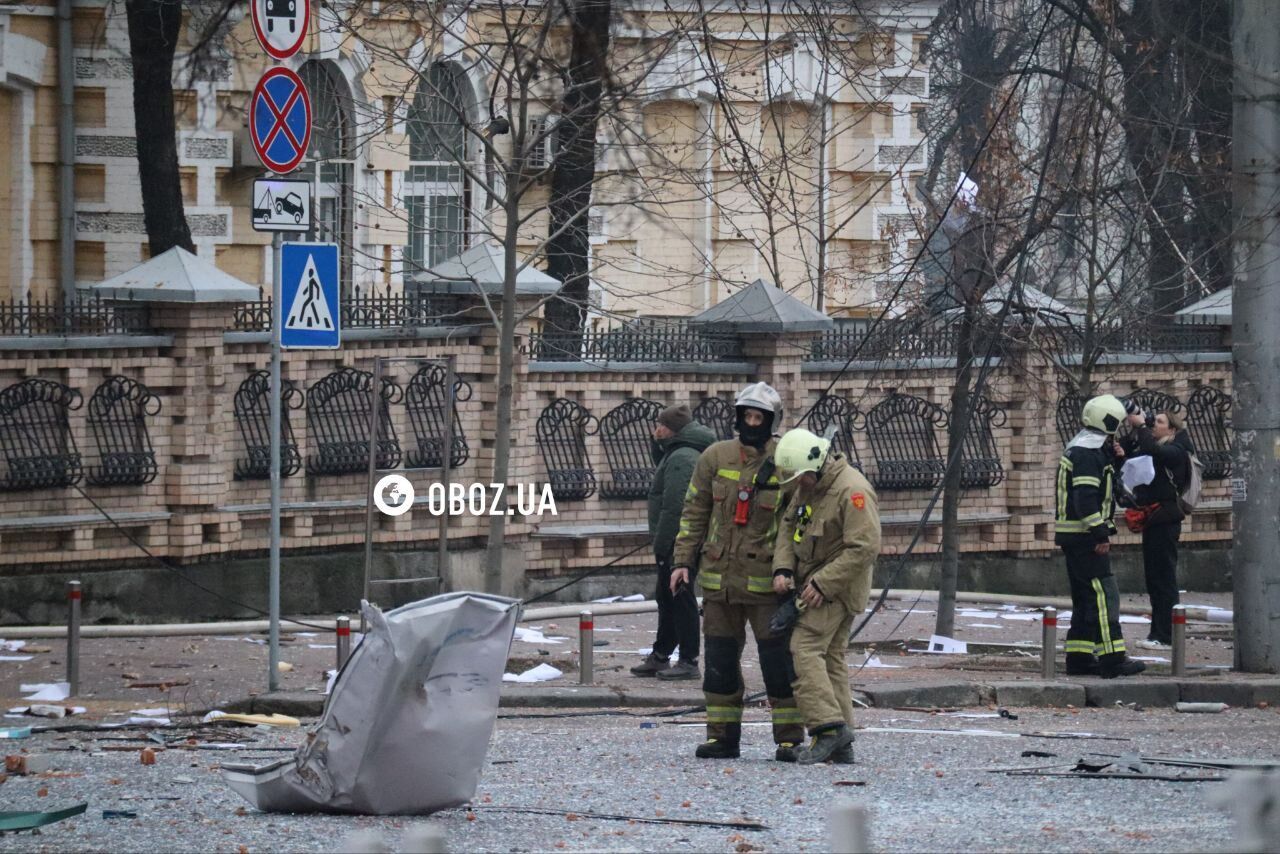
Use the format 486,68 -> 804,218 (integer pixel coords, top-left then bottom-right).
251,178 -> 312,233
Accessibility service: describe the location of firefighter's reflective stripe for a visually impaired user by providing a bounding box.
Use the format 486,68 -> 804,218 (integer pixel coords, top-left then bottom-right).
1094,640 -> 1126,655
1081,512 -> 1105,528
684,482 -> 698,500
1071,476 -> 1101,488
1064,639 -> 1096,655
1056,458 -> 1071,524
746,575 -> 774,594
792,504 -> 813,543
1093,578 -> 1117,655
705,705 -> 743,724
1055,520 -> 1090,533
699,570 -> 723,591
770,706 -> 805,725
716,468 -> 742,482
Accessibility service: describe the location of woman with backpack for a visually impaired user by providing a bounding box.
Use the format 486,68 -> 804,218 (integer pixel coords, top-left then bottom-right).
1120,407 -> 1196,650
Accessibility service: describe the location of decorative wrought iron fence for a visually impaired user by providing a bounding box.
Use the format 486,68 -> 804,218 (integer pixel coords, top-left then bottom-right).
233,370 -> 304,480
1186,386 -> 1232,480
536,398 -> 598,501
306,367 -> 403,475
807,317 -> 960,362
404,364 -> 472,469
0,294 -> 151,337
231,291 -> 463,332
85,376 -> 161,486
0,379 -> 83,490
1055,391 -> 1086,446
693,397 -> 735,440
598,398 -> 663,499
865,392 -> 948,491
956,394 -> 1006,488
527,321 -> 744,363
803,393 -> 865,470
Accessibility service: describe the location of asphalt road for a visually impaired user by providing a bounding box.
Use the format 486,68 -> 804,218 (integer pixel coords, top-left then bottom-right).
0,704 -> 1268,852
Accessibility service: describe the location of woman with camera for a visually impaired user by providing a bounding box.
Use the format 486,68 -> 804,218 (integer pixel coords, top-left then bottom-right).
1120,406 -> 1195,650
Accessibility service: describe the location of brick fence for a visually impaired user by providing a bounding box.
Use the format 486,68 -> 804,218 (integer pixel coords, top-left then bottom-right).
0,291 -> 1233,605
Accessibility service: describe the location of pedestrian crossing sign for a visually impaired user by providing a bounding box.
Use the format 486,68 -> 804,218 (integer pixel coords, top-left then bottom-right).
279,242 -> 340,349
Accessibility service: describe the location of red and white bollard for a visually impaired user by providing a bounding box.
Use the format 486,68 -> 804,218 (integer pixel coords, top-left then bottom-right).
66,580 -> 81,697
336,616 -> 351,671
1040,607 -> 1057,680
1172,605 -> 1187,677
579,610 -> 594,686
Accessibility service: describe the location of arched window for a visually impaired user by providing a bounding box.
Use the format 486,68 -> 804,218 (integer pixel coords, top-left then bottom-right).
299,60 -> 355,292
404,63 -> 470,276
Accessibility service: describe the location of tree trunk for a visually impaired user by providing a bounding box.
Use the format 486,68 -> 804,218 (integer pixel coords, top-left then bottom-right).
125,0 -> 194,257
483,187 -> 523,595
542,0 -> 611,353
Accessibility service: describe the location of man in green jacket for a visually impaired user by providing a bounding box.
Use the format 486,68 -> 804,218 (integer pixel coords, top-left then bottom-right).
632,405 -> 716,680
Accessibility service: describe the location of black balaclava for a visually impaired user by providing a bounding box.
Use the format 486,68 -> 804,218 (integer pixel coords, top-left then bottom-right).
735,406 -> 774,449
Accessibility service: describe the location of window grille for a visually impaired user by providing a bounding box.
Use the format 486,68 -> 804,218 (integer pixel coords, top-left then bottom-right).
306,367 -> 403,475
1186,386 -> 1231,480
85,376 -> 161,486
536,398 -> 598,501
692,397 -> 735,440
0,379 -> 83,491
233,370 -> 304,480
803,393 -> 865,470
956,394 -> 1006,489
404,364 -> 471,469
599,398 -> 663,499
866,392 -> 948,490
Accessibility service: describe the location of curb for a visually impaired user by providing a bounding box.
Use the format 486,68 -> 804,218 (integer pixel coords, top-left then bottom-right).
224,678 -> 1280,718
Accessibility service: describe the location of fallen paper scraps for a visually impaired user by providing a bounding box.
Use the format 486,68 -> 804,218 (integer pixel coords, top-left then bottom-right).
513,627 -> 567,646
1,640 -> 27,651
21,683 -> 70,702
852,655 -> 903,669
502,663 -> 563,683
591,594 -> 646,604
0,726 -> 32,739
916,635 -> 968,655
203,711 -> 300,727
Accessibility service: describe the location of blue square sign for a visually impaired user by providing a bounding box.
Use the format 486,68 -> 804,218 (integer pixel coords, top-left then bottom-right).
280,242 -> 340,349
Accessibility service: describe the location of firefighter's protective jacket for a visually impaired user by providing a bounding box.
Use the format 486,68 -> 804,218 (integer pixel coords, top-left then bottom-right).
673,438 -> 781,604
1054,429 -> 1118,547
772,453 -> 881,613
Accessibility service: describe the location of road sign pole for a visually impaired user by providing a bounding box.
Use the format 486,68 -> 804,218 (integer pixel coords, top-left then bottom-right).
269,231 -> 283,692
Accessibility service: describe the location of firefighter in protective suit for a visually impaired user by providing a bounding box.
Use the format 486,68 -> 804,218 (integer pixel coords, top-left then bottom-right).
772,428 -> 881,765
1056,394 -> 1146,678
670,382 -> 805,760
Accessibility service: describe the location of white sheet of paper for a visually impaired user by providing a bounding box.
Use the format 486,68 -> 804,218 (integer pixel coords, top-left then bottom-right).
1122,455 -> 1156,492
964,623 -> 1004,629
124,716 -> 171,727
591,596 -> 622,604
1,640 -> 27,652
21,683 -> 70,702
513,627 -> 564,645
502,663 -> 563,683
131,708 -> 170,717
0,655 -> 33,662
621,594 -> 645,602
999,613 -> 1038,622
957,610 -> 1000,619
853,655 -> 903,669
1119,615 -> 1151,624
308,643 -> 337,649
1132,656 -> 1169,663
925,635 -> 968,654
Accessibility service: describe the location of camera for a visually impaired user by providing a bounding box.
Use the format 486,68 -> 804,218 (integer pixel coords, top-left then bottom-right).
1123,399 -> 1154,429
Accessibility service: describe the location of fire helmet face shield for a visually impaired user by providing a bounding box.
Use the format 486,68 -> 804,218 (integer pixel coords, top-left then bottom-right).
774,428 -> 831,484
734,382 -> 783,447
1081,394 -> 1126,435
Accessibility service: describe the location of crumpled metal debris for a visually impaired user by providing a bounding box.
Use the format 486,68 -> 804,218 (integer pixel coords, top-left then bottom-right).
222,592 -> 519,815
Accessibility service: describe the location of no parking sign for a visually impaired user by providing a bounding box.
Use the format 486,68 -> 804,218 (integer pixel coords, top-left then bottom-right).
250,67 -> 312,175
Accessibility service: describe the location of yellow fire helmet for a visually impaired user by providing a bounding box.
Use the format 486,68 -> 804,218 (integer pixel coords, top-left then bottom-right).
1081,394 -> 1126,435
774,428 -> 831,484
